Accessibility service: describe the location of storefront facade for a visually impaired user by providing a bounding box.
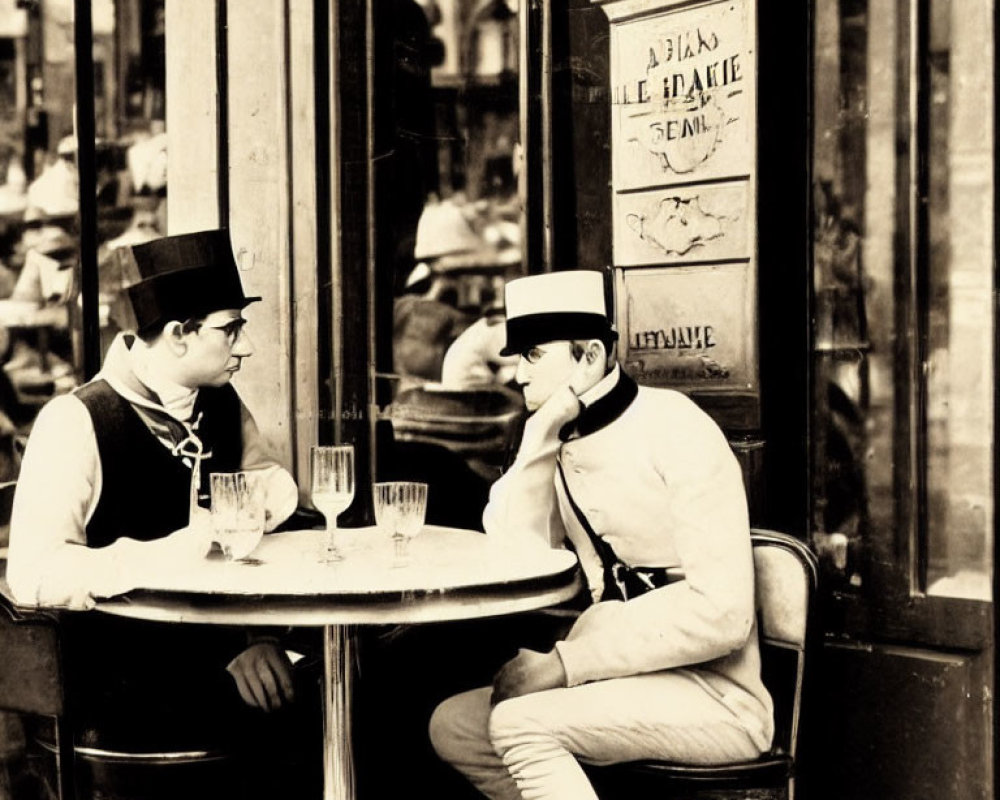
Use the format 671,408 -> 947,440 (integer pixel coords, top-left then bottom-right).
0,0 -> 992,797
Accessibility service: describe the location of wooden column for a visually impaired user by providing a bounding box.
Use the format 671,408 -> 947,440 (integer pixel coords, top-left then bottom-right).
288,0 -> 322,494
224,0 -> 294,468
165,0 -> 219,231
165,0 -> 322,481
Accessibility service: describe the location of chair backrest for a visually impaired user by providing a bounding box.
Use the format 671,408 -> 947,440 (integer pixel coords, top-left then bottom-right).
0,481 -> 17,548
0,568 -> 66,719
750,529 -> 818,761
0,479 -> 66,719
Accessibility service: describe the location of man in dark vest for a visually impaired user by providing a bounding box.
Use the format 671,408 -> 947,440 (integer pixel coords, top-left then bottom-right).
6,229 -> 309,756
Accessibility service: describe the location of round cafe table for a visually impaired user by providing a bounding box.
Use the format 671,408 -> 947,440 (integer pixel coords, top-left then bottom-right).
96,525 -> 582,800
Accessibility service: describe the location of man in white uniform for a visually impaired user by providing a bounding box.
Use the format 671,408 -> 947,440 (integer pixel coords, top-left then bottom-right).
429,270 -> 773,800
6,229 -> 309,758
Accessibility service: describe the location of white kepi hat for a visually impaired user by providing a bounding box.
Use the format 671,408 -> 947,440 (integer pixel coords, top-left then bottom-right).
500,270 -> 615,356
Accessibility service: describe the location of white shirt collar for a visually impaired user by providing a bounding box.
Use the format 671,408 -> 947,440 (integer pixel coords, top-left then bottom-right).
98,333 -> 199,423
579,363 -> 621,408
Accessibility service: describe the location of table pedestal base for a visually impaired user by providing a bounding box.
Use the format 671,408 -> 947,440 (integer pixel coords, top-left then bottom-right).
323,624 -> 355,800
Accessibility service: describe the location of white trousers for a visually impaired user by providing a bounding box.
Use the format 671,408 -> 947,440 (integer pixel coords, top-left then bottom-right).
429,670 -> 764,800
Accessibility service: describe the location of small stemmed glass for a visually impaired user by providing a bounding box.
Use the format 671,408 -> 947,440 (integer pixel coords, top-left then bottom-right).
311,445 -> 356,563
373,481 -> 428,568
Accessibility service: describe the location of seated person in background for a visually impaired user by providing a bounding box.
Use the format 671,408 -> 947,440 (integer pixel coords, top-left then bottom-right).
10,225 -> 76,304
6,231 -> 318,789
393,263 -> 470,385
23,136 -> 79,221
440,308 -> 519,390
429,270 -> 772,800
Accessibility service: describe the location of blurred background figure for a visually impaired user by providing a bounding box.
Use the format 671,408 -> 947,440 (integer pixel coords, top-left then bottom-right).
393,261 -> 471,389
11,225 -> 76,305
23,135 -> 79,222
392,197 -> 482,388
0,147 -> 27,220
440,309 -> 517,390
2,222 -> 78,426
126,127 -> 167,196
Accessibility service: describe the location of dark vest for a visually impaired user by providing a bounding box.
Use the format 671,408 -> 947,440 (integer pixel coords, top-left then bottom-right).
65,379 -> 248,746
76,379 -> 244,548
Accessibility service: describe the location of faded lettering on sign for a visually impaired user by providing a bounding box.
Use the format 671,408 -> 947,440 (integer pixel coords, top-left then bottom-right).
612,0 -> 752,187
631,325 -> 717,350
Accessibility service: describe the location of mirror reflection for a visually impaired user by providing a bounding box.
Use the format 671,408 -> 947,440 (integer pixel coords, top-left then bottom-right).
810,0 -> 993,599
0,0 -> 167,458
378,0 -> 524,529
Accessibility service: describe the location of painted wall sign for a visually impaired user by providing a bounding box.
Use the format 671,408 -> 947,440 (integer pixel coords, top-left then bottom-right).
617,263 -> 757,392
616,180 -> 748,264
601,0 -> 758,403
610,0 -> 754,190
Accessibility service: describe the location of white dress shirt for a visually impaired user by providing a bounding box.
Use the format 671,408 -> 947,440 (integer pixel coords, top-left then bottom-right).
6,334 -> 298,607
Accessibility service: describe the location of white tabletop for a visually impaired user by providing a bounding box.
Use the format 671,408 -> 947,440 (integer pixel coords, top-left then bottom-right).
95,526 -> 582,626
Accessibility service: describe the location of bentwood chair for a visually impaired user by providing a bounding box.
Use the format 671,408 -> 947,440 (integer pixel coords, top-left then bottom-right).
0,564 -> 234,800
583,529 -> 819,800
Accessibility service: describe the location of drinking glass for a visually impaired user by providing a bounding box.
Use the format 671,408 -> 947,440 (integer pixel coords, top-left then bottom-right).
311,445 -> 355,563
209,471 -> 265,562
374,481 -> 427,567
372,482 -> 401,539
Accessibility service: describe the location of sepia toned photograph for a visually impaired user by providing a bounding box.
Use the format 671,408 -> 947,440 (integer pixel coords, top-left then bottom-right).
0,1 -> 993,798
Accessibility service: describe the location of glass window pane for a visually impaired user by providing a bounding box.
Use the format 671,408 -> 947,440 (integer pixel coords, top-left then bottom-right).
0,0 -> 81,474
811,0 -> 994,601
924,0 -> 993,600
855,1 -> 898,588
95,0 -> 167,357
0,1 -> 167,547
377,0 -> 524,530
811,0 -> 885,590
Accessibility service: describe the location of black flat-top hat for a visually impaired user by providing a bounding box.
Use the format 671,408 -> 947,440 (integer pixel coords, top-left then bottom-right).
127,229 -> 261,333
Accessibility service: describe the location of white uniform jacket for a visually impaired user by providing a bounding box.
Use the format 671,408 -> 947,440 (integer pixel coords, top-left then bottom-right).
483,365 -> 774,752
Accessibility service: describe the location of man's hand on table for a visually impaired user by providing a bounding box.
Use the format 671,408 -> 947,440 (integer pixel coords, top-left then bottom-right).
149,522 -> 214,563
32,584 -> 98,611
36,522 -> 215,609
227,641 -> 296,712
491,647 -> 567,706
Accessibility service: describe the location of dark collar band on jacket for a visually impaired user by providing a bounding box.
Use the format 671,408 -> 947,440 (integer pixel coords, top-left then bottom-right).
559,369 -> 639,441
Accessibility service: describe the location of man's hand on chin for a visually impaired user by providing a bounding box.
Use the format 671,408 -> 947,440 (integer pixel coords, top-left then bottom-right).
532,386 -> 583,431
490,647 -> 568,706
528,343 -> 607,436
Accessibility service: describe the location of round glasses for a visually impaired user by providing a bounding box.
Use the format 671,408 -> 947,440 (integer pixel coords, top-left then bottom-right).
205,318 -> 248,346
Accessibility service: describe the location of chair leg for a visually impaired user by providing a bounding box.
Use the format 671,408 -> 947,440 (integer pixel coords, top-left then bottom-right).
53,720 -> 74,800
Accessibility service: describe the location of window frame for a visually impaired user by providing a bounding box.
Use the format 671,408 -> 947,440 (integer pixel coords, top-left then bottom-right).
816,0 -> 994,652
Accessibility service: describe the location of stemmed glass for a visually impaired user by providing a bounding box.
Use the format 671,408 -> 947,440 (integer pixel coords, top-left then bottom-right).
372,482 -> 401,543
373,481 -> 428,567
311,445 -> 355,563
